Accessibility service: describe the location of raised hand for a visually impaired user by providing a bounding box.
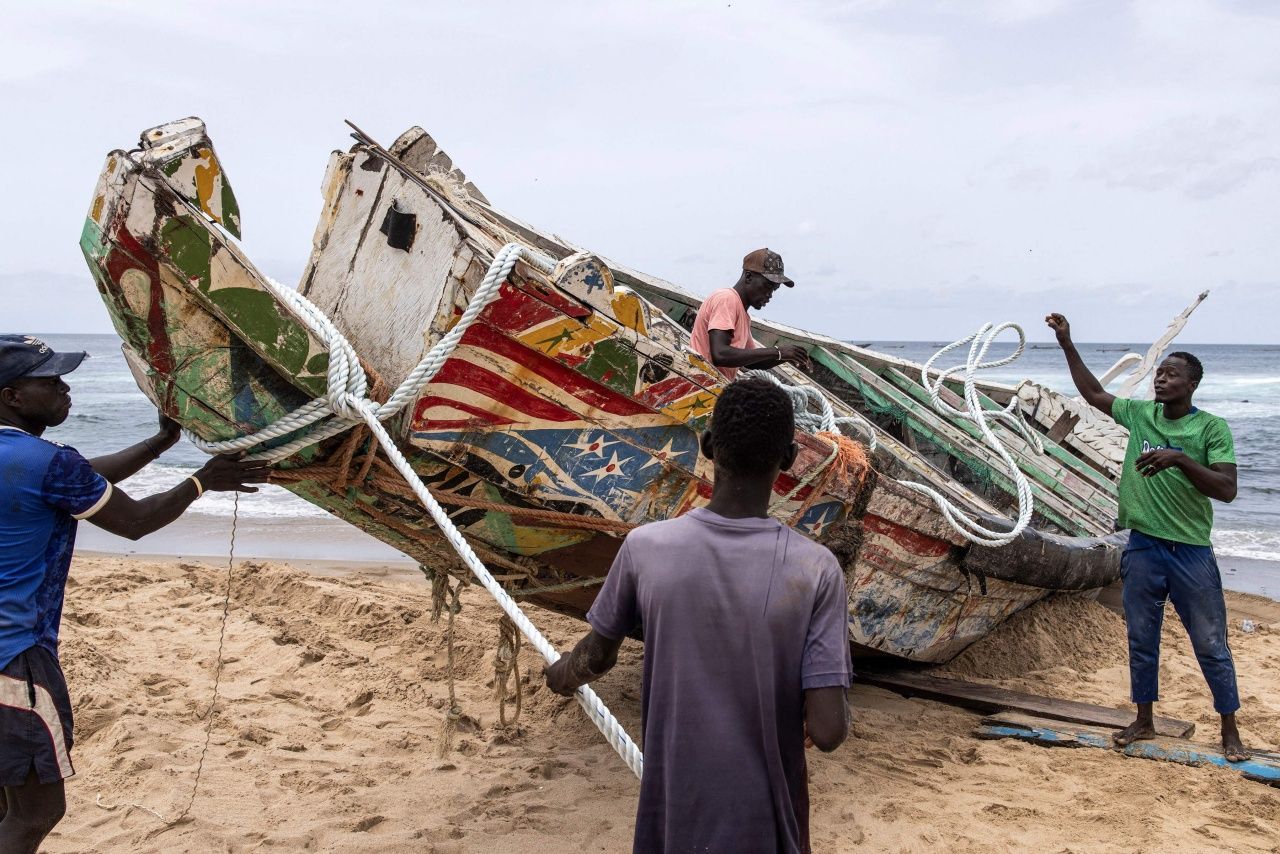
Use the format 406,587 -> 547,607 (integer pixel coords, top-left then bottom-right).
1045,312 -> 1071,345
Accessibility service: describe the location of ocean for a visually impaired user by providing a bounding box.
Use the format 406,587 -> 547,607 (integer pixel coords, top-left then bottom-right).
33,333 -> 1280,592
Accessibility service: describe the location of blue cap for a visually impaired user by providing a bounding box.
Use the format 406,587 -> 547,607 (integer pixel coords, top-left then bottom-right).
0,335 -> 87,388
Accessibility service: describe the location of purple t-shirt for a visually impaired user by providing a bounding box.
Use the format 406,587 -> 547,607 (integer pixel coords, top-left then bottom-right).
587,508 -> 851,854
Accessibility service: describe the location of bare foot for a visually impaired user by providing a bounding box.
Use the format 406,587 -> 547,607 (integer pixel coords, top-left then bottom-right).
1222,715 -> 1250,763
1113,719 -> 1156,747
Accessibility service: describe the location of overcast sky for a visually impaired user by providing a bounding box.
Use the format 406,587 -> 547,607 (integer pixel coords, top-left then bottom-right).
3,0 -> 1277,342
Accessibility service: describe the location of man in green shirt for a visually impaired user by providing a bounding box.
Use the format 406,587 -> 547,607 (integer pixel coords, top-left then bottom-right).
1047,313 -> 1246,761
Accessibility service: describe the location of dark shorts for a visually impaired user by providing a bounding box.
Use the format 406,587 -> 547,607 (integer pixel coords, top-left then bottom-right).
0,645 -> 75,786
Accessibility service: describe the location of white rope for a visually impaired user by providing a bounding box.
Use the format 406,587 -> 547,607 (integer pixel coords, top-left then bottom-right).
188,243 -> 644,779
744,323 -> 1042,548
742,370 -> 879,450
354,407 -> 643,777
190,242 -> 555,461
895,322 -> 1041,547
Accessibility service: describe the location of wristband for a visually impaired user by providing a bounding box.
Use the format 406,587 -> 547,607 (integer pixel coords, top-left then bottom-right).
776,347 -> 782,361
187,474 -> 205,498
143,437 -> 160,460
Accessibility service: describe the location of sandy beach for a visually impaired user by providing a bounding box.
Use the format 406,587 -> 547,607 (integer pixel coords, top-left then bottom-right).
42,553 -> 1280,853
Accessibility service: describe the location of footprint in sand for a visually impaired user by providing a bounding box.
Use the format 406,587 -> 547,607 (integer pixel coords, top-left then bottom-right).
351,815 -> 386,833
528,758 -> 571,780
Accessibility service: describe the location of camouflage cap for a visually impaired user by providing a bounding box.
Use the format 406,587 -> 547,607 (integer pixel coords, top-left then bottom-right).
742,248 -> 794,287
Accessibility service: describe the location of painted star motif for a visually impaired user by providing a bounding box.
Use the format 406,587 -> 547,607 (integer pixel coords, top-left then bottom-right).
671,394 -> 712,419
564,434 -> 616,458
583,452 -> 627,482
803,504 -> 839,536
532,327 -> 578,353
640,438 -> 683,470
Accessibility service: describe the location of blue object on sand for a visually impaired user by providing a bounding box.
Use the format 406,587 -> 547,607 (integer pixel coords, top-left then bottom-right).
976,712 -> 1280,787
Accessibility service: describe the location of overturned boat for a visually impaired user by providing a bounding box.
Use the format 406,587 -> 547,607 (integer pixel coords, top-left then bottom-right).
80,118 -> 1129,663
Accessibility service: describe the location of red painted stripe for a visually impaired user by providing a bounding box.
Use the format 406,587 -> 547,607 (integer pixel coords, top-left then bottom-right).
411,356 -> 579,427
862,514 -> 953,557
479,282 -> 582,333
635,375 -> 703,408
488,279 -> 593,322
106,221 -> 176,376
412,395 -> 518,431
460,322 -> 652,417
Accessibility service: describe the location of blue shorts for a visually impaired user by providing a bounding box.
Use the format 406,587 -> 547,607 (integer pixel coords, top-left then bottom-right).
0,645 -> 75,786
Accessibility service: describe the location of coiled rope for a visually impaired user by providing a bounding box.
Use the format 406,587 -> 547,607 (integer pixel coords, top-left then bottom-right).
187,243 -> 644,779
896,321 -> 1043,547
744,369 -> 879,451
752,322 -> 1042,548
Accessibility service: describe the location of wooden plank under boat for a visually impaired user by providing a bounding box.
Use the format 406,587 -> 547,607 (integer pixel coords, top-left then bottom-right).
79,118 -> 1128,664
858,671 -> 1195,738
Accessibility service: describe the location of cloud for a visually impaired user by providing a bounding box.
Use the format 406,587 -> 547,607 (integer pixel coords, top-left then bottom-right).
938,0 -> 1070,24
1185,156 -> 1280,199
0,0 -> 1275,346
1080,115 -> 1279,198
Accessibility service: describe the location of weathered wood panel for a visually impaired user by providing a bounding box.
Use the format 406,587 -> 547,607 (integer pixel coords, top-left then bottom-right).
80,118 -> 1129,666
862,672 -> 1194,737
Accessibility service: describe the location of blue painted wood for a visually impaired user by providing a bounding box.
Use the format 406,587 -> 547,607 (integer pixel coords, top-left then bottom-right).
977,712 -> 1280,786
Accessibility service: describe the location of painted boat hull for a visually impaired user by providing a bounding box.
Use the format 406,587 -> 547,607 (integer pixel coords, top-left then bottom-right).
80,119 -> 1124,663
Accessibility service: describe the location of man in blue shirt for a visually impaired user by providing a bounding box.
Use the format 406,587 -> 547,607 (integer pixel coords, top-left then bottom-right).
0,335 -> 267,852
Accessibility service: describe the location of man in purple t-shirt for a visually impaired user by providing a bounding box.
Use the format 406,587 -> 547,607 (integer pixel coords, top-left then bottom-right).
545,377 -> 851,853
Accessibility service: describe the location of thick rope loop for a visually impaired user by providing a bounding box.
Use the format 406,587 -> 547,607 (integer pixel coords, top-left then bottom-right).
896,322 -> 1040,547
185,243 -> 644,779
750,324 -> 1039,547
742,369 -> 879,451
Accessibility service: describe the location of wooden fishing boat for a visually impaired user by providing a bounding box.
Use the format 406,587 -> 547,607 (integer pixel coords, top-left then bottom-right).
80,118 -> 1126,664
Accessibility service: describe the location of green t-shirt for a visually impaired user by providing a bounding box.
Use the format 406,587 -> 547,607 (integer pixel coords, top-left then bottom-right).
1111,398 -> 1236,546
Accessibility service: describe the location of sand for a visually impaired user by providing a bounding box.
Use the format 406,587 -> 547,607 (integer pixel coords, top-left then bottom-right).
39,554 -> 1280,853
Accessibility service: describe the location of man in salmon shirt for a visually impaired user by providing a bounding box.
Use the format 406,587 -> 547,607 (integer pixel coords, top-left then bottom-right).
689,249 -> 812,379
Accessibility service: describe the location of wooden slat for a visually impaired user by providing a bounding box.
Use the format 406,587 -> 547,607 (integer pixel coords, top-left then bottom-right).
809,348 -> 1003,518
827,353 -> 1098,535
911,372 -> 1117,503
977,712 -> 1280,786
941,378 -> 1119,495
858,670 -> 1195,738
1046,411 -> 1080,444
882,367 -> 1118,530
1022,386 -> 1119,475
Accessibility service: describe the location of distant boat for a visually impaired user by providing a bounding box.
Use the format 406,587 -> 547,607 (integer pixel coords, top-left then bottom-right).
81,119 -> 1131,663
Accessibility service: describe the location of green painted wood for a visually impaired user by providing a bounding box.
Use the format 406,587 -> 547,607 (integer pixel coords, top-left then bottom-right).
940,376 -> 1119,495
877,365 -> 1118,527
803,346 -> 1014,517
815,348 -> 1094,536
